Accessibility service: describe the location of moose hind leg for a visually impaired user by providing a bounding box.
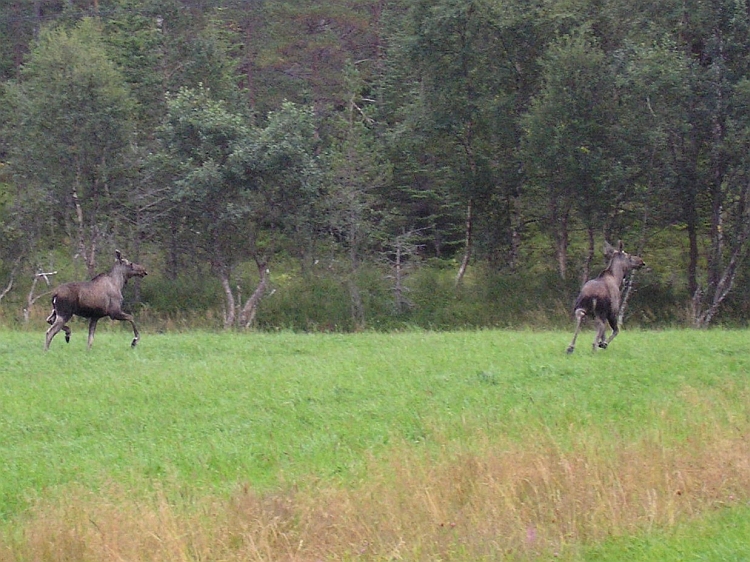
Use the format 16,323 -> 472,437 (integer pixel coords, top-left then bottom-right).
45,314 -> 69,350
567,308 -> 586,354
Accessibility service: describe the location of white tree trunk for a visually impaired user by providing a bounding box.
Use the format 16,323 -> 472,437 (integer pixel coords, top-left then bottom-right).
220,274 -> 236,329
239,259 -> 269,329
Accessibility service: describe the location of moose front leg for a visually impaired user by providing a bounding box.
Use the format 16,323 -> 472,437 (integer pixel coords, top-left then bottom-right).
129,317 -> 140,348
112,311 -> 140,347
600,316 -> 619,349
593,317 -> 607,352
45,314 -> 69,350
87,318 -> 99,349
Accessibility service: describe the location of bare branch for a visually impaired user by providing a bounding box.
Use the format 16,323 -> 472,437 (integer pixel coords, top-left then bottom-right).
24,270 -> 58,324
0,276 -> 13,303
0,256 -> 22,304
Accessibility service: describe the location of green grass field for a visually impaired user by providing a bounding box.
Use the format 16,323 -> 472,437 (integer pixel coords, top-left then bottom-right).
1,327 -> 750,560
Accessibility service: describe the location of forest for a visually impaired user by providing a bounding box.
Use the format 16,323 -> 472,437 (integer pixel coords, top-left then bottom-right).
1,0 -> 750,331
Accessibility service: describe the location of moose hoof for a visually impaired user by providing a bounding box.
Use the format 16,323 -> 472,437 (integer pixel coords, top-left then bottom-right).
598,342 -> 608,349
566,346 -> 575,354
131,339 -> 138,348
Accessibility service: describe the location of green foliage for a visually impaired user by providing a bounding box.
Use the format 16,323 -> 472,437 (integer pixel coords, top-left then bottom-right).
5,18 -> 137,266
323,68 -> 393,269
405,264 -> 575,329
158,90 -> 323,243
254,0 -> 382,111
155,85 -> 251,265
153,90 -> 325,326
257,273 -> 353,331
4,0 -> 750,324
402,0 -> 522,236
16,19 -> 135,174
237,101 -> 324,238
521,28 -> 630,271
137,274 -> 222,314
101,0 -> 169,127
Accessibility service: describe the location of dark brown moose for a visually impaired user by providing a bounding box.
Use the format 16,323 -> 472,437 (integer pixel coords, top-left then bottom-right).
566,241 -> 645,354
45,250 -> 148,350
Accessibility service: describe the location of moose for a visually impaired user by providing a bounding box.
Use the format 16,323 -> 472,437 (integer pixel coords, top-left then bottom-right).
44,250 -> 148,350
566,241 -> 645,354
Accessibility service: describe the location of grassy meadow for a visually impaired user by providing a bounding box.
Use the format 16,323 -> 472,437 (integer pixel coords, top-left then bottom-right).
1,327 -> 750,560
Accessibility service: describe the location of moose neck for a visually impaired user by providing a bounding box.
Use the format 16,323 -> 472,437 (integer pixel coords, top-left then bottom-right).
109,264 -> 129,290
606,256 -> 630,286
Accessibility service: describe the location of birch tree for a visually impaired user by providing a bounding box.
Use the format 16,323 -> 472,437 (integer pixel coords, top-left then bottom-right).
7,19 -> 136,276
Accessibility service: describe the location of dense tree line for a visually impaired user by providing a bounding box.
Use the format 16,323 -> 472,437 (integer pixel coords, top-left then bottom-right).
1,0 -> 750,329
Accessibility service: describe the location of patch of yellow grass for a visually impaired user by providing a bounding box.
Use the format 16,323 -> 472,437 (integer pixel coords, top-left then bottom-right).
3,422 -> 749,562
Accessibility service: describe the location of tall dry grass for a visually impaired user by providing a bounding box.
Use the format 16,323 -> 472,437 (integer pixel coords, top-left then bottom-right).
3,423 -> 749,561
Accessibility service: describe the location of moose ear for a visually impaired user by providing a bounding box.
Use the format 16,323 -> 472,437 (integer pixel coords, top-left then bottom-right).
603,241 -> 615,259
115,250 -> 122,262
618,240 -> 624,251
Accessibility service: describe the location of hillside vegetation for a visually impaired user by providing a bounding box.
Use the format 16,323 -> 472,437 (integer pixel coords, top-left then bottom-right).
2,0 -> 750,328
